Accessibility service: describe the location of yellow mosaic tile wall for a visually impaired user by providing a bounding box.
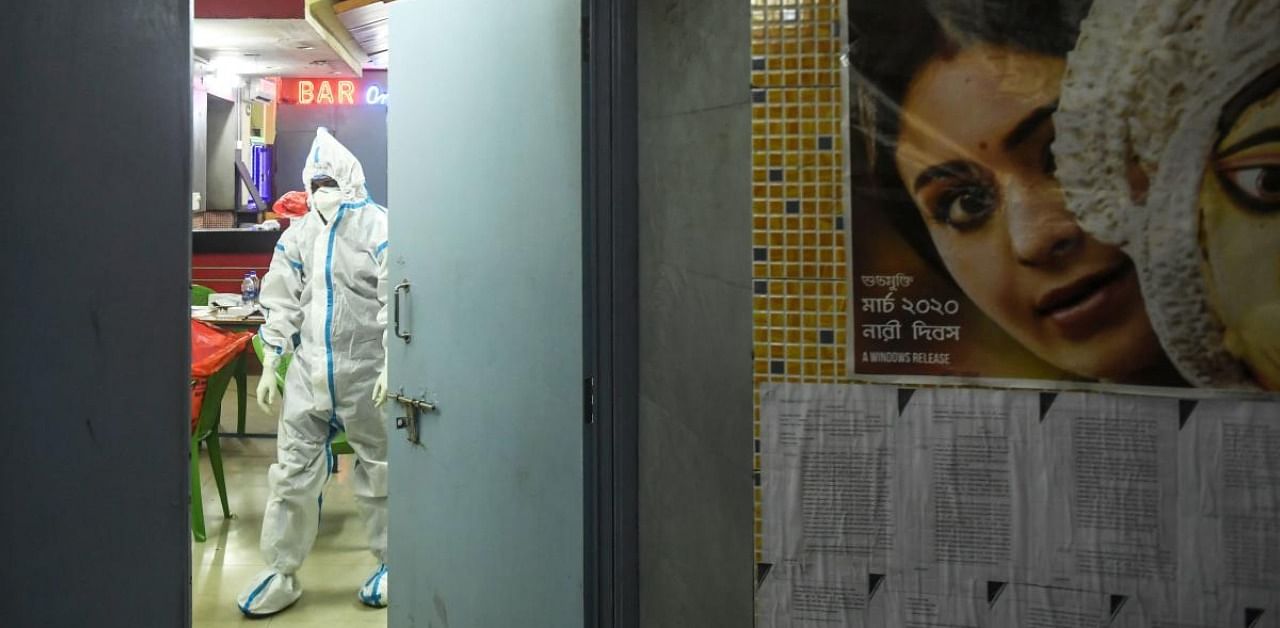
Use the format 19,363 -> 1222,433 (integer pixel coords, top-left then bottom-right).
750,0 -> 849,563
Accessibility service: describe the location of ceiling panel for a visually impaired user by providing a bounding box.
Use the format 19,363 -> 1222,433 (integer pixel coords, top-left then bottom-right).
193,18 -> 356,77
336,2 -> 390,70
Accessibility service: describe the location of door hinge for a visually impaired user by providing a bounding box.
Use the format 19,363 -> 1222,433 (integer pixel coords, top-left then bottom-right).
581,15 -> 590,63
584,376 -> 596,425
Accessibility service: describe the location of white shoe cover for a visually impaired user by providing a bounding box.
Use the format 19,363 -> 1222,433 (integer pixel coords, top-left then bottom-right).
358,563 -> 389,608
237,570 -> 302,617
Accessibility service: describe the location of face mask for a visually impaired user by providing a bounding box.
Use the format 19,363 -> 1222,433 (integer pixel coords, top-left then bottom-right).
310,187 -> 343,221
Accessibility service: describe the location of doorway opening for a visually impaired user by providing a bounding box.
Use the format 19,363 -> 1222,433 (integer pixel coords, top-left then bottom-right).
188,2 -> 393,625
185,1 -> 635,627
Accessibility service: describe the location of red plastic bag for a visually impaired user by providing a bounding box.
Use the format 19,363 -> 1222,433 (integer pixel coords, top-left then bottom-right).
190,320 -> 253,431
191,320 -> 253,378
272,190 -> 310,218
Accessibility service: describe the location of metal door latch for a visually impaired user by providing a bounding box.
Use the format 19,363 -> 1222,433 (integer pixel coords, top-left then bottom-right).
391,391 -> 437,444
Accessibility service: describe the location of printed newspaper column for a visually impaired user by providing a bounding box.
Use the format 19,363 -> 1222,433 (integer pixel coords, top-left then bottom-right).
1219,403 -> 1280,591
1179,398 -> 1280,626
893,389 -> 1034,573
889,388 -> 1035,627
1038,393 -> 1179,598
759,384 -> 896,627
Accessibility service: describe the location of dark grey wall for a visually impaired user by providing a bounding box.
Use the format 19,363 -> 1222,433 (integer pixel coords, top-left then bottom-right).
0,1 -> 191,626
206,94 -> 238,210
275,71 -> 389,204
636,0 -> 754,626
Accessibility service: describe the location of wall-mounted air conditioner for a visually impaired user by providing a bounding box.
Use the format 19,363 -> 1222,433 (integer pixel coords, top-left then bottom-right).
250,79 -> 277,103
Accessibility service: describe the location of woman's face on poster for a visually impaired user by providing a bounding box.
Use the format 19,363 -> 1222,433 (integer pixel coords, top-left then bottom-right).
1201,67 -> 1280,387
891,44 -> 1167,383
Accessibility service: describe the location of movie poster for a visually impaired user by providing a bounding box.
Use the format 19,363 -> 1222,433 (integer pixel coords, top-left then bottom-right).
845,0 -> 1280,393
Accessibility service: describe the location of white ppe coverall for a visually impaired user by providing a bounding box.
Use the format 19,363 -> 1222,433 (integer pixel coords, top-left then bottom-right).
238,128 -> 390,616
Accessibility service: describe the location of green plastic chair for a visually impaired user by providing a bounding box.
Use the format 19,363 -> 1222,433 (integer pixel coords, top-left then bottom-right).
251,336 -> 355,463
190,284 -> 215,306
190,353 -> 241,542
192,284 -> 249,434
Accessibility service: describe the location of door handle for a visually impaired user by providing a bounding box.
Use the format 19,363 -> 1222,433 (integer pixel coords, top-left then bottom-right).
393,280 -> 412,343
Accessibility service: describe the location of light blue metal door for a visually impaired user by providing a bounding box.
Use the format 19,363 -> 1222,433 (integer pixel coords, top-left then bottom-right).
385,1 -> 584,626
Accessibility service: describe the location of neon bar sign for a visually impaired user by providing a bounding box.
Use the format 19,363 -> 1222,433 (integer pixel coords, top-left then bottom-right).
282,78 -> 388,106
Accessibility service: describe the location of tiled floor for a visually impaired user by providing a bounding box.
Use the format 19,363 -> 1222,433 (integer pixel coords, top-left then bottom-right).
192,376 -> 387,627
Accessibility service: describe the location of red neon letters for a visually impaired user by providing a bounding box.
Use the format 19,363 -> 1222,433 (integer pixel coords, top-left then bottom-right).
293,79 -> 357,105
280,78 -> 387,106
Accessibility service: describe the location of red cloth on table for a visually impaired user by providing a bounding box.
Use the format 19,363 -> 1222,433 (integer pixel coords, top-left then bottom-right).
190,320 -> 253,432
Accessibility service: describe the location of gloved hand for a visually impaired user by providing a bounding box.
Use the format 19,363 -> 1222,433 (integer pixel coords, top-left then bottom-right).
257,352 -> 280,413
372,359 -> 389,407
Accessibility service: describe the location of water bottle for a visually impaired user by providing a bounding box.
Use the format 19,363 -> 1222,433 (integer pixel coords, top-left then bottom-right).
248,271 -> 260,306
241,273 -> 257,306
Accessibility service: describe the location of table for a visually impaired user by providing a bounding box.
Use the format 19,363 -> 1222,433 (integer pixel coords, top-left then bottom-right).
191,305 -> 265,328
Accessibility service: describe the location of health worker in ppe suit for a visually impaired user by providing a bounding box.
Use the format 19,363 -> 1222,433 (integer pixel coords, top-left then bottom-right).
237,128 -> 392,617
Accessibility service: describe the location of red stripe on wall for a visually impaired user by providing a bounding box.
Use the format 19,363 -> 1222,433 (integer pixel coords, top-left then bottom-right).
194,0 -> 304,19
193,252 -> 272,295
